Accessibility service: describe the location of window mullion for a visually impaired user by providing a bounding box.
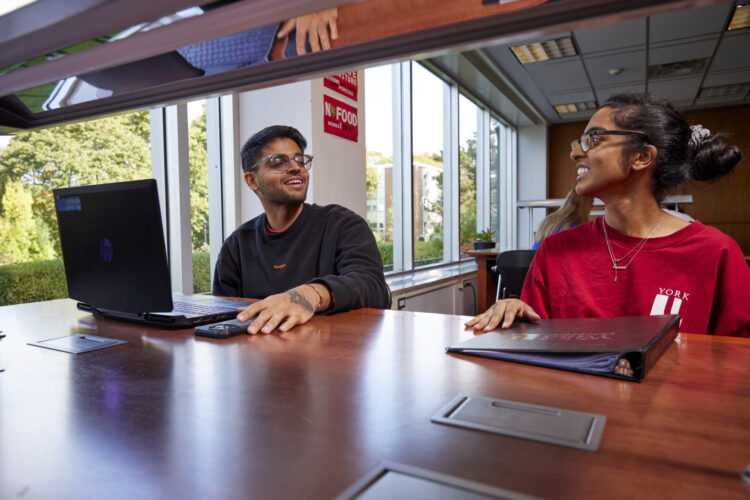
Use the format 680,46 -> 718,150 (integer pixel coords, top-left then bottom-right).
444,82 -> 459,262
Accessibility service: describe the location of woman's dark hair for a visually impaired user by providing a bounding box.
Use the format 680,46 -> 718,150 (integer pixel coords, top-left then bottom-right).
602,93 -> 742,201
240,125 -> 307,172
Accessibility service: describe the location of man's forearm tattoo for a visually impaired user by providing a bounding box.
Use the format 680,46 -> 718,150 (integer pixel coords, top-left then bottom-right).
287,289 -> 314,313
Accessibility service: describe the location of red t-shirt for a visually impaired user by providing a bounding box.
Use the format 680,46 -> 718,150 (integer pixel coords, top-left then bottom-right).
521,217 -> 750,336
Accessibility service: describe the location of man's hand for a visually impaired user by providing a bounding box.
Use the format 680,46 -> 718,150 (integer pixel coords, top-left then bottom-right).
237,285 -> 320,334
277,8 -> 338,54
464,299 -> 541,331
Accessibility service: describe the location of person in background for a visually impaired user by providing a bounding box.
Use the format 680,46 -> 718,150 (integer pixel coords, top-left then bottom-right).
213,125 -> 391,334
532,188 -> 593,250
467,93 -> 749,336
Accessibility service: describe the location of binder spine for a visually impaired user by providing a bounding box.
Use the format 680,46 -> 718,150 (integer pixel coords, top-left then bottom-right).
640,318 -> 679,378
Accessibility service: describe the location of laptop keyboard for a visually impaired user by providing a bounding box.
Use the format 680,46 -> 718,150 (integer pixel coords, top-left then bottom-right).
172,300 -> 236,315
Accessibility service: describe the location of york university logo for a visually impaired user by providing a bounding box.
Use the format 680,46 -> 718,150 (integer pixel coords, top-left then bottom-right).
650,288 -> 689,315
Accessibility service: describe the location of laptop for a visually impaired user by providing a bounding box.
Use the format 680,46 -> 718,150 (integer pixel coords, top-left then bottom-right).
53,179 -> 242,328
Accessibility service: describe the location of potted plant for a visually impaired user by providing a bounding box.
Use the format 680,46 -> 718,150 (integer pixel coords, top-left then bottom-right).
472,228 -> 496,250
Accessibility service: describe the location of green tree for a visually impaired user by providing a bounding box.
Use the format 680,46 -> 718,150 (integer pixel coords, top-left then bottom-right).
0,180 -> 56,264
459,135 -> 477,244
0,111 -> 152,255
188,107 -> 209,251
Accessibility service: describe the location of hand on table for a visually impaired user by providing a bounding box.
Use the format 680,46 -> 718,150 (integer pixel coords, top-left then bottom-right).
278,8 -> 339,54
465,299 -> 541,331
236,284 -> 325,334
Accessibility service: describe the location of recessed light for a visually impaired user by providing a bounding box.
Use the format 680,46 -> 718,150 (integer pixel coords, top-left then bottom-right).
727,3 -> 750,30
554,101 -> 597,114
699,83 -> 750,98
511,37 -> 578,64
648,58 -> 707,79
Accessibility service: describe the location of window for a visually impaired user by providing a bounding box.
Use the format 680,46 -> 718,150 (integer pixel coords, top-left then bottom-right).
489,116 -> 502,237
411,62 -> 446,267
459,94 -> 479,246
364,64 -> 395,271
187,99 -> 211,292
0,110 -> 151,304
363,60 -> 516,273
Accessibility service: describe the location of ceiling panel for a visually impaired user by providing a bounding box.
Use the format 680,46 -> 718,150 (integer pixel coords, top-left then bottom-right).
649,2 -> 734,42
703,68 -> 750,86
709,32 -> 750,71
546,90 -> 597,105
522,58 -> 590,93
648,76 -> 703,102
574,18 -> 646,55
594,83 -> 646,103
584,50 -> 645,86
649,36 -> 718,65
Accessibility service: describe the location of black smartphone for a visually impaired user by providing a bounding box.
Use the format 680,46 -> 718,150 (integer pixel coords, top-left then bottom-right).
194,318 -> 252,338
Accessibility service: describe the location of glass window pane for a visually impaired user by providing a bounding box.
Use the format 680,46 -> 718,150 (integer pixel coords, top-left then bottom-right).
411,63 -> 445,267
489,116 -> 502,235
364,65 -> 394,271
187,99 -> 211,292
459,94 -> 478,246
0,110 -> 151,304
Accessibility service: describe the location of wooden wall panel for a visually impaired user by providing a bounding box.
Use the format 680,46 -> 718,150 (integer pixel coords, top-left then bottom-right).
547,104 -> 750,253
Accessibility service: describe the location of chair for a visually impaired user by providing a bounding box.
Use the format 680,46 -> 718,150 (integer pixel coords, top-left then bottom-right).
492,250 -> 536,300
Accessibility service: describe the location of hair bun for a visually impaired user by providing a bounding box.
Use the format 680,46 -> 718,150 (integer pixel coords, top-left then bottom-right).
690,130 -> 742,182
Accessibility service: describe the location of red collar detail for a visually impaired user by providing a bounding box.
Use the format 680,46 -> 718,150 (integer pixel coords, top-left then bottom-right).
265,219 -> 285,234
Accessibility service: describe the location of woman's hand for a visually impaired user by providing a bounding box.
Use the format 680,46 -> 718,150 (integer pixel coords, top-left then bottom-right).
465,299 -> 541,331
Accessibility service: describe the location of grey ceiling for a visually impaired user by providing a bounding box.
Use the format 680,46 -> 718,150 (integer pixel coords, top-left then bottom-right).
483,0 -> 750,124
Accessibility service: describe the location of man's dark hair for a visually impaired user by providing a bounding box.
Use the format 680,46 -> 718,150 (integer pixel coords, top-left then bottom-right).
241,125 -> 307,173
603,93 -> 741,202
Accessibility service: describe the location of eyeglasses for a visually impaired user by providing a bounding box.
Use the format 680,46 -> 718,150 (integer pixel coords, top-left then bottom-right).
571,129 -> 648,152
251,153 -> 313,172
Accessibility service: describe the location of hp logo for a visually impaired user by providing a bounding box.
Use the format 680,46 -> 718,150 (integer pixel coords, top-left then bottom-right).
100,238 -> 114,263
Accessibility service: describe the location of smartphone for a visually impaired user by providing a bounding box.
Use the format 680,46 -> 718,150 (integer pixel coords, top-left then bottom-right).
194,318 -> 252,338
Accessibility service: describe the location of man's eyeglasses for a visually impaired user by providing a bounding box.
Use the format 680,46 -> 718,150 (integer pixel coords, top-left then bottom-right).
251,153 -> 313,172
571,129 -> 648,152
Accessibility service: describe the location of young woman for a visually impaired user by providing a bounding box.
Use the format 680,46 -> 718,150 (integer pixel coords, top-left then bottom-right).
467,93 -> 749,336
532,188 -> 594,249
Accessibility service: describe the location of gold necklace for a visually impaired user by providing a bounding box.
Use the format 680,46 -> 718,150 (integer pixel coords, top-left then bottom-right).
602,214 -> 663,283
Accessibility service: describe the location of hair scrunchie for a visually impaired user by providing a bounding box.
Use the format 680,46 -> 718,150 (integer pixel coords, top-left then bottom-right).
689,124 -> 711,149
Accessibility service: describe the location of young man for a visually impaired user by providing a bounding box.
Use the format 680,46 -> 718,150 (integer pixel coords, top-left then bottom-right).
213,125 -> 390,334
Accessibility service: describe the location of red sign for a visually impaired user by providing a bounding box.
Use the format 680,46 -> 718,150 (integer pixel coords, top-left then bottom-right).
323,95 -> 358,143
323,72 -> 358,101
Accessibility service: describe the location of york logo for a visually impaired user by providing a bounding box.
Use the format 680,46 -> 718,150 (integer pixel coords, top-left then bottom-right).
650,288 -> 689,316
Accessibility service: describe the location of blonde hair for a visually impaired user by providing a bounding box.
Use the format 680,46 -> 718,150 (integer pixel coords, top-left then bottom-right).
534,189 -> 594,244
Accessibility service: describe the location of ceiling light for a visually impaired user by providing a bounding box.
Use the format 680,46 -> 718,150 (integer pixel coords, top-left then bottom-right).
699,83 -> 750,98
554,101 -> 597,114
511,37 -> 578,64
648,58 -> 707,79
608,68 -> 624,76
727,3 -> 750,30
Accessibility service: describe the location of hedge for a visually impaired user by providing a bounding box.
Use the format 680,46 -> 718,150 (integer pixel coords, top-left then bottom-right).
0,251 -> 213,306
0,259 -> 69,306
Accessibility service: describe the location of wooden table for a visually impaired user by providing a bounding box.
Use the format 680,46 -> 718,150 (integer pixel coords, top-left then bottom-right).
1,299 -> 748,499
464,249 -> 500,313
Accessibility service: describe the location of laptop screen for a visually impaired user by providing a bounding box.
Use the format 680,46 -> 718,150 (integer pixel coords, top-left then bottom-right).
54,179 -> 173,313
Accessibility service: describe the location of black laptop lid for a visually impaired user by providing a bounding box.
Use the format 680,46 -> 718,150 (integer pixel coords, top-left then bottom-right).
54,179 -> 173,313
